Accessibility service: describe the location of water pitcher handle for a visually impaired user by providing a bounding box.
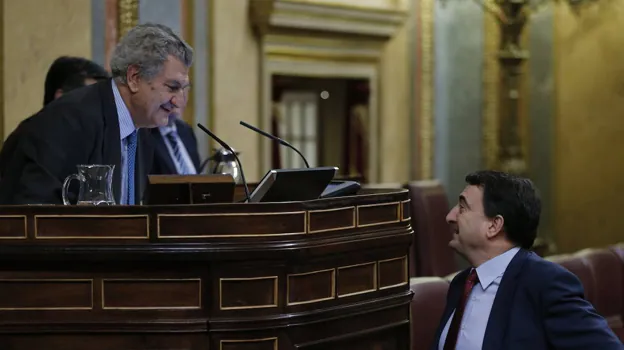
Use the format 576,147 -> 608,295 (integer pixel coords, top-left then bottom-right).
62,174 -> 80,205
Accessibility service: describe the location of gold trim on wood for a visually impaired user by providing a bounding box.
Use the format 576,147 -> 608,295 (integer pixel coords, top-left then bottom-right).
219,276 -> 279,310
483,9 -> 500,169
377,256 -> 408,290
287,268 -> 336,305
0,279 -> 94,310
0,215 -> 27,239
33,215 -> 149,240
117,0 -> 138,40
336,261 -> 377,298
220,337 -> 278,350
307,206 -> 356,234
356,201 -> 401,227
157,211 -> 307,238
101,278 -> 202,310
418,0 -> 434,179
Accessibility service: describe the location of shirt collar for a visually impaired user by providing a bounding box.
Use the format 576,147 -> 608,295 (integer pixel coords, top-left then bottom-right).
111,80 -> 137,140
475,246 -> 520,290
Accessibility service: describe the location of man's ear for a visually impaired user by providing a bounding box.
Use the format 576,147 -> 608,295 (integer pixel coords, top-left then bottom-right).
54,89 -> 64,100
126,65 -> 141,93
486,215 -> 505,239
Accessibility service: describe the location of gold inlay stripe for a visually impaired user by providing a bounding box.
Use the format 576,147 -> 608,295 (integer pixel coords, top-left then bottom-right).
101,278 -> 202,310
0,215 -> 27,239
33,215 -> 149,240
287,268 -> 336,305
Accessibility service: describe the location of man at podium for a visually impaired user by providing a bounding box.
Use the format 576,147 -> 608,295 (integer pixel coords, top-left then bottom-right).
0,23 -> 194,205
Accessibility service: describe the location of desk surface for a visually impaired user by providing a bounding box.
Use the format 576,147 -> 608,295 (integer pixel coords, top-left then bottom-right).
0,189 -> 413,350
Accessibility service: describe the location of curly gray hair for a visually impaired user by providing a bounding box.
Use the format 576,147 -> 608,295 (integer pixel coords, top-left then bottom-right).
110,23 -> 193,84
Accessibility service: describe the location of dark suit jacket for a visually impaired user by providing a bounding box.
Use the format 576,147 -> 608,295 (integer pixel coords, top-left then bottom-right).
0,79 -> 153,205
149,119 -> 200,175
432,249 -> 623,350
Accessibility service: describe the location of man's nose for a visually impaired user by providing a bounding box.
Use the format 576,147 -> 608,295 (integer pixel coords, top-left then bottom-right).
446,206 -> 458,224
170,94 -> 186,110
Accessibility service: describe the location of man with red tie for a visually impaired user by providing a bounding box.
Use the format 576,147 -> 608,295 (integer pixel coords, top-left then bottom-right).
433,170 -> 622,350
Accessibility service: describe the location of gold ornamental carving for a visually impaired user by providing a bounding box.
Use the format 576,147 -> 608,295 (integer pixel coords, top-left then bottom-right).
443,0 -> 593,175
118,0 -> 139,41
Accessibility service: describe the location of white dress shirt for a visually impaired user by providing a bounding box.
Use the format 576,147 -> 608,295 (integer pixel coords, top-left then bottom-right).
438,247 -> 520,350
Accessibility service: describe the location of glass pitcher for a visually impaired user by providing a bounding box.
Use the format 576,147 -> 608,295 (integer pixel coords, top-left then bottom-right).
209,147 -> 242,184
62,165 -> 116,205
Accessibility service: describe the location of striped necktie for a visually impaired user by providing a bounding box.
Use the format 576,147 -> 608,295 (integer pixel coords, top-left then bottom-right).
165,130 -> 189,174
126,130 -> 137,205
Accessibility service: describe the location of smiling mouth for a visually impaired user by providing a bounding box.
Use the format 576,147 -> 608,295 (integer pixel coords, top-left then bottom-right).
161,106 -> 172,113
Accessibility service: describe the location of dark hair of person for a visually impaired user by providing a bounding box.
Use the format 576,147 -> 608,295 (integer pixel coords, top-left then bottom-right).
43,56 -> 110,106
465,170 -> 541,249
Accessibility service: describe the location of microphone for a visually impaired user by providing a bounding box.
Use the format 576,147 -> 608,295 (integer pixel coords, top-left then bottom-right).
239,121 -> 310,168
196,123 -> 251,203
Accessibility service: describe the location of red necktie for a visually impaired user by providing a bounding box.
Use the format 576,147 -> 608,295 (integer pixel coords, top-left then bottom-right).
444,269 -> 479,350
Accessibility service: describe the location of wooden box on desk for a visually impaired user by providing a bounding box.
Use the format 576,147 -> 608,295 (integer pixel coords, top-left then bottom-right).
147,174 -> 235,204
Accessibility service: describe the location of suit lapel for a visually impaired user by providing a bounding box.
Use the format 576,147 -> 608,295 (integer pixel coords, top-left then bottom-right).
98,80 -> 123,204
431,269 -> 470,350
151,129 -> 177,174
482,249 -> 531,350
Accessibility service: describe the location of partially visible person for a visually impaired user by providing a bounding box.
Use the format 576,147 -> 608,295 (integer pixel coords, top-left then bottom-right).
150,115 -> 200,175
432,170 -> 622,350
0,57 -> 110,178
0,23 -> 193,205
43,56 -> 110,106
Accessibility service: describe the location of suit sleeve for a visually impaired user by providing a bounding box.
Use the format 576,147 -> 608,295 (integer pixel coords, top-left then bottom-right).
542,267 -> 623,349
11,111 -> 92,204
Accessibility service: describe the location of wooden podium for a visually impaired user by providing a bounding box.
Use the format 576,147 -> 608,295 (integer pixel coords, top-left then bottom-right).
0,189 -> 412,350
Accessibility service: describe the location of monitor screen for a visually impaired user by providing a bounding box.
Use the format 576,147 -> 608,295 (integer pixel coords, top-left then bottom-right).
248,167 -> 338,203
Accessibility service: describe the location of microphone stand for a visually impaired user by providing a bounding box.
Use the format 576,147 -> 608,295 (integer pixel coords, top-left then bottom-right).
239,121 -> 310,168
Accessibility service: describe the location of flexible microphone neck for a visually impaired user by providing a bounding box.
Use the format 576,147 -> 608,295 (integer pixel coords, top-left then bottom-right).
196,123 -> 251,203
239,121 -> 310,168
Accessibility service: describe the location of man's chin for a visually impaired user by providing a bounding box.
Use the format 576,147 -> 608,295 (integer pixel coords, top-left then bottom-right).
448,238 -> 460,250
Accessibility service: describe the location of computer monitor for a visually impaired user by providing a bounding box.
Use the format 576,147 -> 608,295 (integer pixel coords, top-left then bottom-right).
248,167 -> 338,203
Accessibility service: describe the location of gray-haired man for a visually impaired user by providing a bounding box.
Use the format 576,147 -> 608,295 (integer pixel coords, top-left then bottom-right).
0,23 -> 193,205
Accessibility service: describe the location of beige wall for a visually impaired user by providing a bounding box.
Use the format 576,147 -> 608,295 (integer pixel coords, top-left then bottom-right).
211,0 -> 261,181
553,1 -> 624,253
2,0 -> 92,140
211,0 -> 411,183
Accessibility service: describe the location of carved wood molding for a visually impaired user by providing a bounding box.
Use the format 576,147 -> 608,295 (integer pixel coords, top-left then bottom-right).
249,0 -> 408,39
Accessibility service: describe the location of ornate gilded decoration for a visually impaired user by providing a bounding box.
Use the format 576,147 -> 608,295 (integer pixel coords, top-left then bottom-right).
117,0 -> 139,41
419,0 -> 435,179
444,0 -> 591,174
249,0 -> 407,39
